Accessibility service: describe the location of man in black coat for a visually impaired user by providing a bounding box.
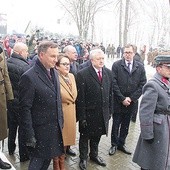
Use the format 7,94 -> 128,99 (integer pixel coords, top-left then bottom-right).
7,42 -> 30,161
76,49 -> 113,170
19,41 -> 64,170
109,44 -> 146,156
63,45 -> 79,77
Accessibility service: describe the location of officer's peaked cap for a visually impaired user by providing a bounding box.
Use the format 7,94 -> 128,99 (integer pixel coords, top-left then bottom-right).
154,55 -> 170,66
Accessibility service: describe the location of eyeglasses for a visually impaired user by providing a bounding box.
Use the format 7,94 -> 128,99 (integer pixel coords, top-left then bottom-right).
124,51 -> 133,54
60,63 -> 70,66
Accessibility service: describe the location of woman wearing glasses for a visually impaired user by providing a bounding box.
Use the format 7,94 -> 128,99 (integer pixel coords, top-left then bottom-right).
53,53 -> 77,170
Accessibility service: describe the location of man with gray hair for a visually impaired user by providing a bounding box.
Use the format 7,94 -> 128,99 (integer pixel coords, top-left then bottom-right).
76,49 -> 113,170
63,45 -> 79,76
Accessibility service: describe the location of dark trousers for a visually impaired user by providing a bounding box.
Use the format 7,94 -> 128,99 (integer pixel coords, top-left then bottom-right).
111,105 -> 134,146
7,105 -> 29,160
7,106 -> 18,153
28,157 -> 51,170
79,133 -> 101,160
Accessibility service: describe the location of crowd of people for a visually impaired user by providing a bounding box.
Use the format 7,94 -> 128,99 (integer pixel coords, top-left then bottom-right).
0,33 -> 170,170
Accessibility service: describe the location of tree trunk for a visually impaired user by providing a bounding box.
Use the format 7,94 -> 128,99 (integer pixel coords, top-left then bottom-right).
119,0 -> 123,46
123,0 -> 130,46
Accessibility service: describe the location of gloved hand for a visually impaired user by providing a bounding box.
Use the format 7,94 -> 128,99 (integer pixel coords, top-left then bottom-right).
80,120 -> 87,128
26,137 -> 37,148
145,138 -> 154,144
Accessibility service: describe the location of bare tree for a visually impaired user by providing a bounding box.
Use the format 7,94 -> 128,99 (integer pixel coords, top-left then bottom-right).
56,0 -> 113,41
123,0 -> 130,46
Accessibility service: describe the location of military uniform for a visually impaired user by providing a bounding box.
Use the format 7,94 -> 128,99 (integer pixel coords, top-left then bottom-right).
133,55 -> 170,170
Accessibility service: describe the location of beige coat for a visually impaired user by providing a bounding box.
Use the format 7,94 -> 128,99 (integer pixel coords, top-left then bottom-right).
0,51 -> 14,140
59,73 -> 77,146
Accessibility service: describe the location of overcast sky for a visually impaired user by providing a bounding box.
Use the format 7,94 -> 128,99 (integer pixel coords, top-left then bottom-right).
1,0 -> 64,33
1,0 -> 170,47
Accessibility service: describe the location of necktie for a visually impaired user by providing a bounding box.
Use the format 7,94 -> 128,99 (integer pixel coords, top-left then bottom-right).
98,70 -> 102,82
47,70 -> 52,80
127,62 -> 131,72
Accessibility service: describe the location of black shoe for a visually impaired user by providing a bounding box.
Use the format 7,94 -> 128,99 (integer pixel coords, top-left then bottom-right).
8,144 -> 16,155
131,118 -> 136,123
0,158 -> 11,169
117,145 -> 132,155
66,148 -> 76,156
9,151 -> 14,155
90,156 -> 106,167
109,146 -> 117,155
79,159 -> 87,170
20,156 -> 30,162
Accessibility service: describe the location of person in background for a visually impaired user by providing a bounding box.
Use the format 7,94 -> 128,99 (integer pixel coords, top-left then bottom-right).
19,41 -> 64,170
133,55 -> 170,170
116,45 -> 121,58
63,45 -> 79,77
0,45 -> 13,169
109,44 -> 146,156
7,42 -> 30,162
76,49 -> 113,170
54,53 -> 77,169
131,45 -> 143,123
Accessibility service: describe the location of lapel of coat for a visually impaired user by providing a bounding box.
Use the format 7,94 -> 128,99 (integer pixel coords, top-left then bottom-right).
89,65 -> 101,84
59,74 -> 74,98
34,64 -> 56,93
131,60 -> 138,74
121,59 -> 130,73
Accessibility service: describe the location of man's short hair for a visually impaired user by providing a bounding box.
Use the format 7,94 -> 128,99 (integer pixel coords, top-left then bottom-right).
37,41 -> 58,55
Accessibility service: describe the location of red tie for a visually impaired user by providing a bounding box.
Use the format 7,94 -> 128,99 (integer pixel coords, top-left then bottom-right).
98,70 -> 102,82
162,77 -> 168,85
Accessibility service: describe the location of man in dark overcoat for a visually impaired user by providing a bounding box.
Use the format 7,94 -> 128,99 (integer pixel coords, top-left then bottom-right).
109,44 -> 146,156
19,41 -> 64,170
7,42 -> 30,161
76,49 -> 113,170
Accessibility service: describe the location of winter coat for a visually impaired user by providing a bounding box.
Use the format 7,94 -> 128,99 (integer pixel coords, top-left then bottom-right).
112,58 -> 146,113
7,52 -> 30,110
59,73 -> 77,146
0,49 -> 14,140
133,72 -> 170,170
76,65 -> 113,136
19,59 -> 64,159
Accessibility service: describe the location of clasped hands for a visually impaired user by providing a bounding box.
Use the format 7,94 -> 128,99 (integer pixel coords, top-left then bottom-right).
122,97 -> 131,107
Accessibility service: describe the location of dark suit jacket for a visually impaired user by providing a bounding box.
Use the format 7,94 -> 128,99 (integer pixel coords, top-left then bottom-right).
19,59 -> 64,159
76,65 -> 113,136
112,58 -> 146,113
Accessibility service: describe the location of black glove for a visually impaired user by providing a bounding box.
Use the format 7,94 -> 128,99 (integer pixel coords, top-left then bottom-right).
80,120 -> 87,128
145,138 -> 154,144
26,137 -> 37,148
